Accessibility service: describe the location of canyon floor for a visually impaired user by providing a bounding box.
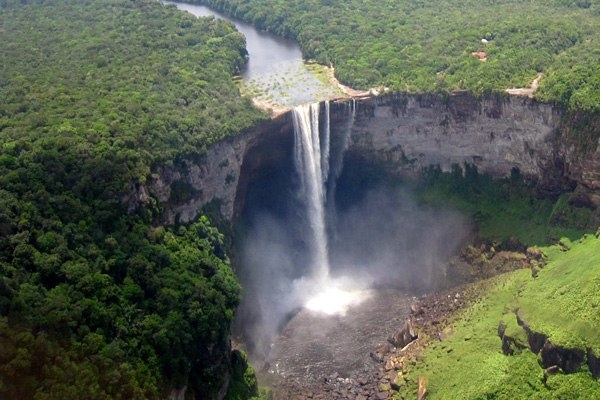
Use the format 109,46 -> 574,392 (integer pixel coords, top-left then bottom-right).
256,244 -> 531,400
260,284 -> 475,400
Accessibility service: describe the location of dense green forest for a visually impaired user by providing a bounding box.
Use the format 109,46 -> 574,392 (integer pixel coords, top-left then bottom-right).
0,0 -> 265,398
195,0 -> 600,110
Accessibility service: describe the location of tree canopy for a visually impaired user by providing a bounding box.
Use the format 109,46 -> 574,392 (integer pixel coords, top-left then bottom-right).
0,0 -> 265,397
194,0 -> 600,110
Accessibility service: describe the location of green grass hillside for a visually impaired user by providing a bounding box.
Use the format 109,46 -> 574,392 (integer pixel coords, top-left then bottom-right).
396,234 -> 600,399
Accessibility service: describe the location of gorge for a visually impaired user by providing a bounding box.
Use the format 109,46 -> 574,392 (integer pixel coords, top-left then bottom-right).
141,92 -> 599,226
133,90 -> 600,397
3,0 -> 600,399
122,8 -> 600,396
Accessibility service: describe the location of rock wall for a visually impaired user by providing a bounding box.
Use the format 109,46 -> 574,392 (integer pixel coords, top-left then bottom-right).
128,115 -> 292,225
343,92 -> 561,182
133,92 -> 600,225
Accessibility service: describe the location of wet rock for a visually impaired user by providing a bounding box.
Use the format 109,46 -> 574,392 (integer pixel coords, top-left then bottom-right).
388,319 -> 417,348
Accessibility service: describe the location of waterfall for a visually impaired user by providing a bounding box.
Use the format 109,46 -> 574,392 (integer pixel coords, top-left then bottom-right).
292,100 -> 370,316
292,101 -> 330,283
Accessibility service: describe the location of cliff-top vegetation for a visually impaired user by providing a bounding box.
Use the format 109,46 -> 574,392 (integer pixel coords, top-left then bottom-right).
195,0 -> 600,110
0,0 -> 265,398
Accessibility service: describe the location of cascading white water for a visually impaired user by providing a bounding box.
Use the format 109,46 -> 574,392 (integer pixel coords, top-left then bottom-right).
292,102 -> 330,282
293,101 -> 371,316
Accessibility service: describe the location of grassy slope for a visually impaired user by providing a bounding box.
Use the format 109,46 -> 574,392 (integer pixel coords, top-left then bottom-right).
396,234 -> 600,399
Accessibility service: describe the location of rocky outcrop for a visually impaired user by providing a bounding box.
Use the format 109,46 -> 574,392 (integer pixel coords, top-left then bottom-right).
125,114 -> 293,224
388,320 -> 417,349
129,92 -> 600,225
498,310 -> 597,378
587,349 -> 600,378
556,111 -> 600,208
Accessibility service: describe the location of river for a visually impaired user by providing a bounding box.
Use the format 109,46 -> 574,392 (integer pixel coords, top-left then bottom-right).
166,1 -> 342,108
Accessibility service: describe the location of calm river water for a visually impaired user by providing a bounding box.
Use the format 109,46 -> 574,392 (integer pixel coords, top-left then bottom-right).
167,1 -> 341,107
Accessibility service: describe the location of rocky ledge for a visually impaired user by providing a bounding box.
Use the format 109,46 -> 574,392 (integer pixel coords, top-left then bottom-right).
499,311 -> 600,380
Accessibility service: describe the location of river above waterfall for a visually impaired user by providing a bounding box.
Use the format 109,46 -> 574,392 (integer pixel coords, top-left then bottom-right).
167,1 -> 343,108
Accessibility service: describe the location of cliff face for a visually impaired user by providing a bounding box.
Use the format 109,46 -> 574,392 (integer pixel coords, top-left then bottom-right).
126,115 -> 292,224
345,93 -> 560,181
136,93 -> 599,226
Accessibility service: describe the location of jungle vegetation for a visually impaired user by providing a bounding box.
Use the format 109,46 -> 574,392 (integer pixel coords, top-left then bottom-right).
0,0 -> 265,398
3,0 -> 600,398
194,0 -> 600,110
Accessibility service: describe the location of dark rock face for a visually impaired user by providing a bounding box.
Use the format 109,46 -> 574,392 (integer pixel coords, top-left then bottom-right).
516,312 -> 548,354
502,311 -> 594,378
129,114 -> 293,224
140,92 -> 600,225
540,341 -> 585,373
587,349 -> 600,378
498,320 -> 528,356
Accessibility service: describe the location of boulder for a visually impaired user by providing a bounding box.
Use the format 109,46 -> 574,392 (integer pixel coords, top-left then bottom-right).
388,319 -> 418,349
388,371 -> 405,390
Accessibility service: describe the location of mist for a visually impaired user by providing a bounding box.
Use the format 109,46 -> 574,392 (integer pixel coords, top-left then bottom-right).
329,185 -> 469,291
234,179 -> 470,361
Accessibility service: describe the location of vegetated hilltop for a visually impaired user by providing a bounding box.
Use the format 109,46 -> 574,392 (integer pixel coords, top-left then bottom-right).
195,0 -> 600,110
0,0 -> 265,398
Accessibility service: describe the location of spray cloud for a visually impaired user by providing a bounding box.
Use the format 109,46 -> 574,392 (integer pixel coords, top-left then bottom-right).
235,101 -> 469,360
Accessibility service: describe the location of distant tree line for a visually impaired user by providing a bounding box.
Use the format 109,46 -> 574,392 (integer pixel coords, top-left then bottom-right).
194,0 -> 600,110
